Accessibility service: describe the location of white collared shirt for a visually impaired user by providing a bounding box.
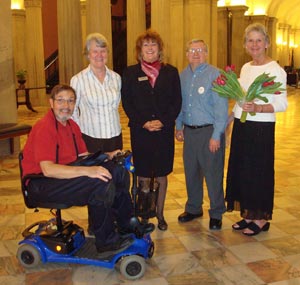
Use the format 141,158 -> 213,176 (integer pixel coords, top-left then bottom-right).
71,65 -> 121,139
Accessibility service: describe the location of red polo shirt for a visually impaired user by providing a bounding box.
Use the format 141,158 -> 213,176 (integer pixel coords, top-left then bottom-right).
22,110 -> 87,176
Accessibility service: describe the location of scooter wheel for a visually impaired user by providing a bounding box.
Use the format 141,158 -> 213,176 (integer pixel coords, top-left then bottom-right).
148,241 -> 155,258
120,255 -> 146,280
17,244 -> 41,268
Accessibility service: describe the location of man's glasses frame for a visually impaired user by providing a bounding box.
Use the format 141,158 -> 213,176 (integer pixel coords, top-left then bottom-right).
187,48 -> 206,54
54,98 -> 76,105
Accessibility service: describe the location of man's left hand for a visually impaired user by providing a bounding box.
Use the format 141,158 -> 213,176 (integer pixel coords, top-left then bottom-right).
209,138 -> 220,153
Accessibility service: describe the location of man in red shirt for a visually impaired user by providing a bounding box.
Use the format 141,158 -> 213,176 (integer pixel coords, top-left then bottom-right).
22,84 -> 143,254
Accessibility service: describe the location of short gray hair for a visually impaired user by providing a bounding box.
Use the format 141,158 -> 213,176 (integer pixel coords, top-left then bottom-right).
84,33 -> 109,55
186,39 -> 208,52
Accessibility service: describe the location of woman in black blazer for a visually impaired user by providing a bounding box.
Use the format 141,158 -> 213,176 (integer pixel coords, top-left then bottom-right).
121,29 -> 182,231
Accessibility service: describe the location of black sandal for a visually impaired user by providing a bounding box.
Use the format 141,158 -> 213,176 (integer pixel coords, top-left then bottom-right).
232,219 -> 251,230
243,222 -> 270,236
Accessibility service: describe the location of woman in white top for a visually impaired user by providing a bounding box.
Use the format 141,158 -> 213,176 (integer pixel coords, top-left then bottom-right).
71,33 -> 122,153
226,23 -> 288,236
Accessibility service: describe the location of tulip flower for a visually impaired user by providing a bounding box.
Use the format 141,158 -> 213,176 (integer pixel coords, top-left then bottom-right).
212,66 -> 285,122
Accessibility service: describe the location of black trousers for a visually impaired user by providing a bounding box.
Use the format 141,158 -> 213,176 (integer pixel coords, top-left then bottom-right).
28,161 -> 132,247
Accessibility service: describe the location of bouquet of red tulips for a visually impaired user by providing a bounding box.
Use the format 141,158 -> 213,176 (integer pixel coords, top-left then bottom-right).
212,65 -> 284,122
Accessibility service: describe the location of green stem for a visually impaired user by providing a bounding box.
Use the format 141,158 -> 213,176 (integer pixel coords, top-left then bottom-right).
240,111 -> 248,123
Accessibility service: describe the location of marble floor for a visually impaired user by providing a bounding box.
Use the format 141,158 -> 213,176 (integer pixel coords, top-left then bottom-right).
0,86 -> 300,285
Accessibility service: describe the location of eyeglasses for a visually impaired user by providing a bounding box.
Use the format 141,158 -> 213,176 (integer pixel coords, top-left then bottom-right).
188,48 -> 206,54
54,98 -> 76,105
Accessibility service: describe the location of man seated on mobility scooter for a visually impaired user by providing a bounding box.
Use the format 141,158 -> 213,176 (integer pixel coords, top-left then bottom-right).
21,84 -> 154,257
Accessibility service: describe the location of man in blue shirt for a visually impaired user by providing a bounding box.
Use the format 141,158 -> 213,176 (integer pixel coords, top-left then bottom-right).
175,39 -> 228,230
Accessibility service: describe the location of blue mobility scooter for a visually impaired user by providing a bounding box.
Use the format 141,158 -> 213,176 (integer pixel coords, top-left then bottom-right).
16,151 -> 154,280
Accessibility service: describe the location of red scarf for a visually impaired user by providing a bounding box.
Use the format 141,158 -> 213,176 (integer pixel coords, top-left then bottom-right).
141,60 -> 161,87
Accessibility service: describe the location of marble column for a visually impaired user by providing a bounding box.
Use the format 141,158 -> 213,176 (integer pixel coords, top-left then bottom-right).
210,0 -> 218,66
229,5 -> 248,75
80,0 -> 88,67
268,17 -> 278,61
278,23 -> 291,67
11,9 -> 27,81
184,0 -> 218,65
217,7 -> 230,70
24,0 -> 47,106
57,0 -> 83,84
169,0 -> 185,71
0,0 -> 17,154
86,0 -> 113,69
126,0 -> 146,66
151,0 -> 171,63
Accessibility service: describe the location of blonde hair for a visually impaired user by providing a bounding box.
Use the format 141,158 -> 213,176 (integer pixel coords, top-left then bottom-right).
244,23 -> 270,45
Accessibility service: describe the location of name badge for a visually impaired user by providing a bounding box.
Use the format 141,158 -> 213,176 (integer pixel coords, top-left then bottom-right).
138,76 -> 148,81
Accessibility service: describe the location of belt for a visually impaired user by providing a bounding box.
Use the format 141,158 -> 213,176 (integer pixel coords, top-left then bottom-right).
184,124 -> 213,129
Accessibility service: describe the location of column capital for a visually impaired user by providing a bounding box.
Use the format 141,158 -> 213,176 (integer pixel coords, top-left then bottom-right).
227,5 -> 248,15
12,9 -> 26,17
80,0 -> 86,16
24,0 -> 42,8
268,17 -> 278,26
188,0 -> 211,5
278,23 -> 291,30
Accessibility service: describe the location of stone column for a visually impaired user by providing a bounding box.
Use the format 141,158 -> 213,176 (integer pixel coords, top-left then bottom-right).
12,9 -> 27,80
170,0 -> 185,71
86,0 -> 113,69
268,17 -> 278,61
57,0 -> 83,84
210,0 -> 218,66
184,0 -> 218,65
217,7 -> 230,70
0,0 -> 17,154
151,0 -> 171,63
80,0 -> 88,67
126,0 -> 146,66
24,0 -> 47,106
229,6 -> 248,75
277,23 -> 291,67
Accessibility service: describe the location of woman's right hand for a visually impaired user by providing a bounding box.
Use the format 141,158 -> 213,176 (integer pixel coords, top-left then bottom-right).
143,120 -> 163,131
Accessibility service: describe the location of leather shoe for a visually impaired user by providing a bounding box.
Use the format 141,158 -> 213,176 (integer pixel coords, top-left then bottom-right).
96,236 -> 134,257
119,221 -> 155,237
157,217 -> 168,231
209,218 -> 222,230
178,211 -> 203,223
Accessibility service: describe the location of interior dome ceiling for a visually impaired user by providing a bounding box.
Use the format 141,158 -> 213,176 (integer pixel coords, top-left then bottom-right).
219,0 -> 299,29
253,0 -> 299,30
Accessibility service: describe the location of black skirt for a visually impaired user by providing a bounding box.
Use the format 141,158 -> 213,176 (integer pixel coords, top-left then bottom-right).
130,126 -> 175,177
225,118 -> 275,220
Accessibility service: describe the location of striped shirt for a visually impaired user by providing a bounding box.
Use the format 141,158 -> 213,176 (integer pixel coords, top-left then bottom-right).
70,65 -> 121,139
